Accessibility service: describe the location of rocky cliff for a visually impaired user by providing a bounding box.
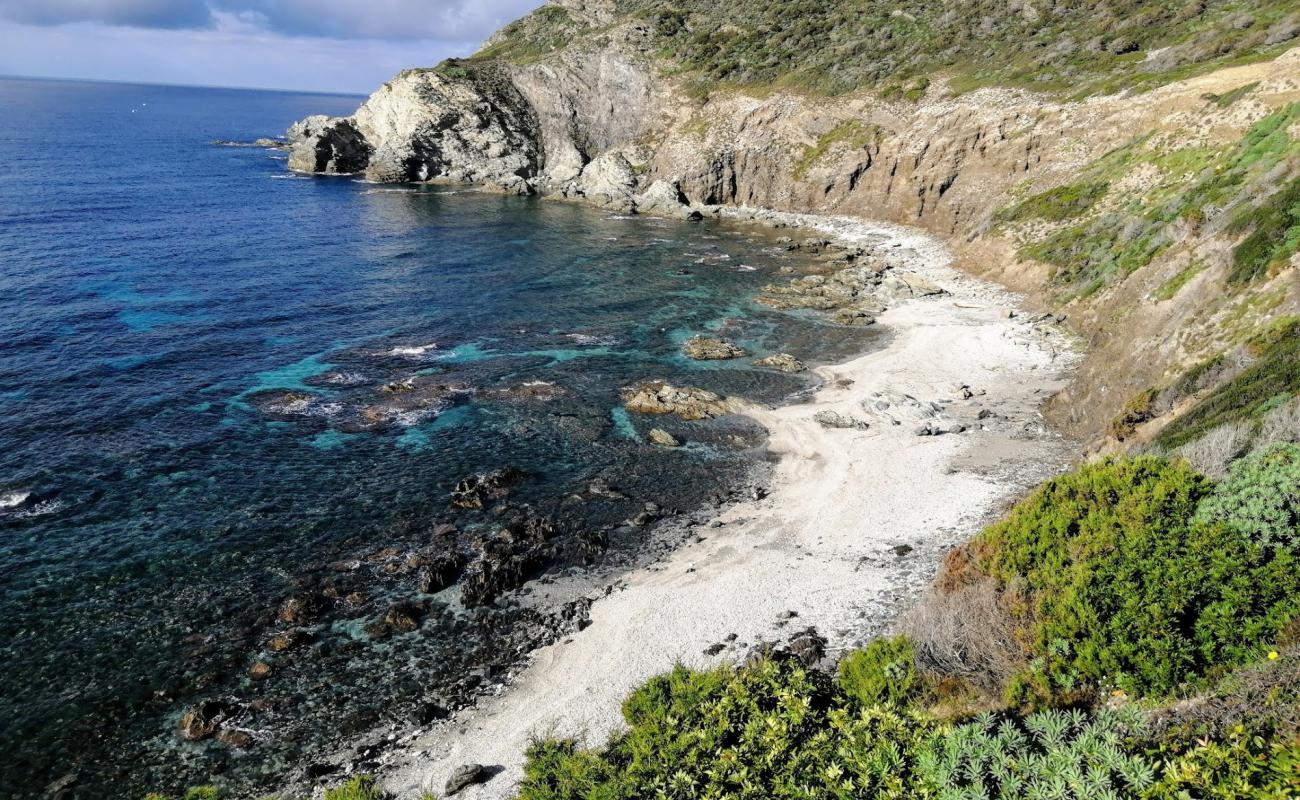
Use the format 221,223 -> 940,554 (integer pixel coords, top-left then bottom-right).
286,0 -> 1300,452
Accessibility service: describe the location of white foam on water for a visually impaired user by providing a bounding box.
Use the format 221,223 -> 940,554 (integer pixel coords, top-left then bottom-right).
0,490 -> 31,509
389,343 -> 438,357
565,333 -> 618,346
14,499 -> 61,518
736,265 -> 758,272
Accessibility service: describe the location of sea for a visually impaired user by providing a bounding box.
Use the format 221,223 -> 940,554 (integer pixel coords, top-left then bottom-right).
0,77 -> 877,798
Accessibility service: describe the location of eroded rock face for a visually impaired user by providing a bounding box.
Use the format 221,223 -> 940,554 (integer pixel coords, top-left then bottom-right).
287,67 -> 541,189
287,116 -> 370,174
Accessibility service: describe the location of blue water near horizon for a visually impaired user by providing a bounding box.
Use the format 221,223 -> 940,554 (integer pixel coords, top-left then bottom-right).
0,77 -> 878,797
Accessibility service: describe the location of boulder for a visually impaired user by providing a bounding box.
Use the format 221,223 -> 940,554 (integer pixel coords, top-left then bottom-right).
445,764 -> 491,796
681,336 -> 747,360
648,428 -> 682,447
634,179 -> 694,218
177,700 -> 233,742
754,353 -> 806,373
813,410 -> 870,431
563,151 -> 639,212
622,381 -> 732,420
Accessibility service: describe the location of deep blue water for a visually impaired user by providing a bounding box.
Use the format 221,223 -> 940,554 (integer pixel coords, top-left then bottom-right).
0,78 -> 874,797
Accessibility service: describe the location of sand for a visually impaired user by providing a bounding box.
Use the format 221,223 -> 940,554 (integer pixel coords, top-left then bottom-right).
379,213 -> 1080,799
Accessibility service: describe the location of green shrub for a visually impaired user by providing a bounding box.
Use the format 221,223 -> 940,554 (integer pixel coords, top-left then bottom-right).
839,636 -> 919,708
918,708 -> 1157,799
1002,183 -> 1110,223
323,776 -> 384,800
971,457 -> 1300,704
1228,175 -> 1300,284
1196,444 -> 1300,549
518,657 -> 940,800
1145,733 -> 1300,799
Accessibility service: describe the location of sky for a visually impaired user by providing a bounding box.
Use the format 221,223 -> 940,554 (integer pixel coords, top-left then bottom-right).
0,0 -> 546,94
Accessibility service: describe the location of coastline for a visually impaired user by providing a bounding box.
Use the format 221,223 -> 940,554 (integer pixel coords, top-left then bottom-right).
369,210 -> 1082,799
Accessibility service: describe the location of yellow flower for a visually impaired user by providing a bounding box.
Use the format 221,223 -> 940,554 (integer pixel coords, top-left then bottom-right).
1268,651 -> 1280,661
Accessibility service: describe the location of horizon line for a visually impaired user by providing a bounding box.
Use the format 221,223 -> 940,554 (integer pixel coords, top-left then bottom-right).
0,71 -> 370,98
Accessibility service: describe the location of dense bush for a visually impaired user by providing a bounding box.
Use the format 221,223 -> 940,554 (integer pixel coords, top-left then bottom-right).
969,457 -> 1300,704
1146,733 -> 1300,798
519,656 -> 939,800
1196,443 -> 1300,549
917,709 -> 1157,800
838,636 -> 919,709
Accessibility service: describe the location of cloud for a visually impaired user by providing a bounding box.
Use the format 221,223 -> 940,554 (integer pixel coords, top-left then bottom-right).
0,0 -> 546,41
0,0 -> 213,29
212,0 -> 545,42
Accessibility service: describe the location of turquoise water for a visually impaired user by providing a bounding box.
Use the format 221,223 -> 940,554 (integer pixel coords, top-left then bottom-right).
0,77 -> 877,797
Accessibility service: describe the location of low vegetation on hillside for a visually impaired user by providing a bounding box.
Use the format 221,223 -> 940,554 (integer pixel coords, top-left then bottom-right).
512,448 -> 1300,800
1002,103 -> 1300,300
481,0 -> 1300,99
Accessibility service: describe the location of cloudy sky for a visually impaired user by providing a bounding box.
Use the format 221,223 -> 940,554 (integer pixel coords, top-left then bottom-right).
0,0 -> 546,93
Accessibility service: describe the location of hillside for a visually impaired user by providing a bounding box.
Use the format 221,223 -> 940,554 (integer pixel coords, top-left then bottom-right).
261,2 -> 1300,798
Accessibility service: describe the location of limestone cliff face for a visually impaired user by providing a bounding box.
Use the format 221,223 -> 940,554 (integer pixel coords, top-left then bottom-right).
285,2 -> 1299,446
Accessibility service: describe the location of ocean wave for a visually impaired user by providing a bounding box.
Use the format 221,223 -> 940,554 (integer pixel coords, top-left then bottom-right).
0,490 -> 31,509
388,343 -> 439,357
320,371 -> 368,386
269,174 -> 311,180
13,499 -> 63,518
736,265 -> 759,272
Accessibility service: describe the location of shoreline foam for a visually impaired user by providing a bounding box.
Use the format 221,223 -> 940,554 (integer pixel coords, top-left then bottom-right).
367,212 -> 1081,799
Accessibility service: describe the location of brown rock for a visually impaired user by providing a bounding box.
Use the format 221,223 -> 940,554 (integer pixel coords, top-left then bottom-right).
248,661 -> 273,680
622,381 -> 732,420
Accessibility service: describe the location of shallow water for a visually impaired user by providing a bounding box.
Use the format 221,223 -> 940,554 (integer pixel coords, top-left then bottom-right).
0,77 -> 878,797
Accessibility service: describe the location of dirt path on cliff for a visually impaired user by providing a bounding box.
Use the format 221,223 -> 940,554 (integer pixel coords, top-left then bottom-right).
378,215 -> 1080,800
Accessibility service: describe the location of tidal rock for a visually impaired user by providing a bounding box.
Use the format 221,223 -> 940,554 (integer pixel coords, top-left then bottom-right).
881,271 -> 946,299
276,594 -> 323,625
753,353 -> 806,373
647,428 -> 682,447
461,514 -> 559,606
451,467 -> 527,510
248,661 -> 273,681
216,729 -> 253,749
622,381 -> 732,420
813,410 -> 869,431
682,336 -> 747,360
588,477 -> 627,500
415,551 -> 466,594
266,629 -> 311,653
445,763 -> 491,796
177,700 -> 233,742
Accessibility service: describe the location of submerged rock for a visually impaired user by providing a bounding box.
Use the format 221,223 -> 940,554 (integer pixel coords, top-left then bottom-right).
450,467 -> 527,510
177,700 -> 234,742
753,353 -> 806,373
682,336 -> 748,360
622,381 -> 733,420
648,428 -> 682,447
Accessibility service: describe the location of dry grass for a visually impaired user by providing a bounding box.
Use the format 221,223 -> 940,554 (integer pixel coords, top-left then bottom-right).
898,578 -> 1025,695
1174,420 -> 1254,478
1258,395 -> 1300,448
